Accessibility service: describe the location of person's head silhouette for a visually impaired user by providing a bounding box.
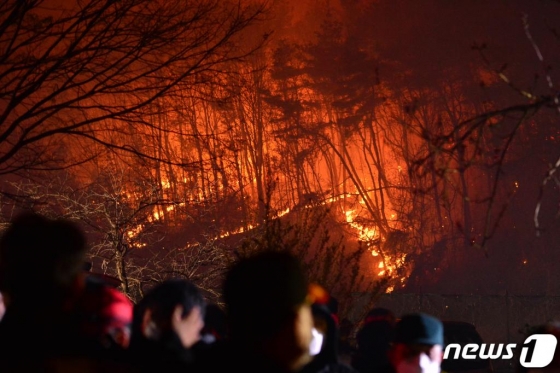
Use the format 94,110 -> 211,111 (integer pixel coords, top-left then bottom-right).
223,250 -> 314,372
0,211 -> 87,308
132,278 -> 206,349
390,313 -> 444,373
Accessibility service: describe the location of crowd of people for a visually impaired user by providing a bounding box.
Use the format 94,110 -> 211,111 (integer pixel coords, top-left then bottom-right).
0,212 -> 555,373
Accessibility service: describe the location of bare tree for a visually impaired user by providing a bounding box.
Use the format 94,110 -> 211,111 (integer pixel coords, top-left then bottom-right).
6,154 -> 232,302
0,0 -> 264,177
409,14 -> 560,250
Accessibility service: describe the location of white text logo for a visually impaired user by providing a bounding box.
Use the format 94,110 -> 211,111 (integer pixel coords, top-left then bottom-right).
444,334 -> 557,368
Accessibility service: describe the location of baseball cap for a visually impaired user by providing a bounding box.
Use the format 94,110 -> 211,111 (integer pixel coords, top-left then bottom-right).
395,313 -> 443,346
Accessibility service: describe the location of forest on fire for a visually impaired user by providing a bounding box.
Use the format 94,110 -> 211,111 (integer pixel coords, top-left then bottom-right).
2,0 -> 560,317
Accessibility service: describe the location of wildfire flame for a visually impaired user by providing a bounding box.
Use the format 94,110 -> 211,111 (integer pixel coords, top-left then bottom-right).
127,187 -> 407,293
345,209 -> 378,241
343,208 -> 408,292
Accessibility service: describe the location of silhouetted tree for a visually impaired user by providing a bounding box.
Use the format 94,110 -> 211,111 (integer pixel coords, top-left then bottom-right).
0,0 -> 264,178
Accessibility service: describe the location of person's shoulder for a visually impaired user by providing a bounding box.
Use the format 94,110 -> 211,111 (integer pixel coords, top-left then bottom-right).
0,355 -> 140,373
335,361 -> 392,373
317,362 -> 361,373
338,362 -> 361,373
192,340 -> 233,372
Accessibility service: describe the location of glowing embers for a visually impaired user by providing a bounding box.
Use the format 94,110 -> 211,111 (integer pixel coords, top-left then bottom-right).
344,207 -> 408,292
126,225 -> 147,248
371,248 -> 407,293
276,207 -> 291,218
148,203 -> 184,223
127,226 -> 143,239
344,209 -> 378,241
219,224 -> 256,238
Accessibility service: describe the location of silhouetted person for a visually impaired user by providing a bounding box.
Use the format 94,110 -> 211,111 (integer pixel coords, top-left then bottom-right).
301,303 -> 359,373
0,213 -> 87,363
203,303 -> 227,341
76,275 -> 134,354
0,212 -> 135,372
194,303 -> 228,348
128,278 -> 206,373
338,317 -> 356,365
389,313 -> 444,373
196,250 -> 314,373
352,307 -> 396,373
